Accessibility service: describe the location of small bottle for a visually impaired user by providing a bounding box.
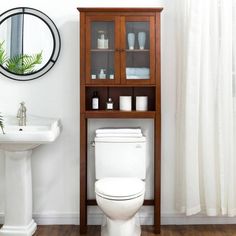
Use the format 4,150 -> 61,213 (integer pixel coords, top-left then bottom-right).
98,69 -> 106,79
92,91 -> 99,110
106,97 -> 114,110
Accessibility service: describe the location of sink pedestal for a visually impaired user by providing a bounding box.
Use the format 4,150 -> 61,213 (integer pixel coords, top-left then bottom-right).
0,115 -> 61,236
0,151 -> 37,236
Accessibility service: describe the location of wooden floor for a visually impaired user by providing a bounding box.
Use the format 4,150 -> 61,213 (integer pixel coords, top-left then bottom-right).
33,225 -> 236,235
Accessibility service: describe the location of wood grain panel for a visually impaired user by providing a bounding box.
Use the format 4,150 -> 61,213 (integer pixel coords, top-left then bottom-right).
80,114 -> 87,234
87,199 -> 154,205
85,111 -> 156,119
80,12 -> 86,85
77,8 -> 163,13
154,12 -> 162,234
79,11 -> 87,234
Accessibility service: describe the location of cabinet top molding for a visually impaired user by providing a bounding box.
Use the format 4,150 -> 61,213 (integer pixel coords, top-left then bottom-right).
77,8 -> 163,12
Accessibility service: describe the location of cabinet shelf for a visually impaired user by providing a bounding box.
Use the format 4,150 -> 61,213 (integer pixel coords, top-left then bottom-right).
91,49 -> 114,52
126,49 -> 149,52
85,84 -> 156,87
91,49 -> 149,52
84,110 -> 156,118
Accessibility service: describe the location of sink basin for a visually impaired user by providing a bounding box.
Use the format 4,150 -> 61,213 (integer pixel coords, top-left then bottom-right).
0,115 -> 61,236
0,115 -> 61,151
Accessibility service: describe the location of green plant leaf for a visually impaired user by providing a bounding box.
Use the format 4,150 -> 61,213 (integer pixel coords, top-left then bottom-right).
0,113 -> 5,134
0,41 -> 7,65
5,51 -> 43,74
0,40 -> 43,74
5,55 -> 24,74
21,51 -> 43,74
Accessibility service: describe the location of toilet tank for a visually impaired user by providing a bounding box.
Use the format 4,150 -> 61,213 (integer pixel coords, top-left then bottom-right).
95,136 -> 146,180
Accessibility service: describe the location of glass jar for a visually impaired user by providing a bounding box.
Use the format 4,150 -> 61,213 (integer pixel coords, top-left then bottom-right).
97,30 -> 108,49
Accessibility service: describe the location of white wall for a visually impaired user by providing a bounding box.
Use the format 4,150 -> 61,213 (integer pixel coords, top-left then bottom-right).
1,0 -> 231,226
0,0 -> 81,223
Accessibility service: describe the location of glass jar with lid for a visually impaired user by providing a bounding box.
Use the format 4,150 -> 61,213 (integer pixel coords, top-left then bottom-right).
97,30 -> 108,49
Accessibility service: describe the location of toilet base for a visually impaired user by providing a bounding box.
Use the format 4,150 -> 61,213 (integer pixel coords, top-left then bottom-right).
101,217 -> 141,236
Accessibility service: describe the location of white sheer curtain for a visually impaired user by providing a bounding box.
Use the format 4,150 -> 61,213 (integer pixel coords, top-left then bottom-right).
176,0 -> 236,216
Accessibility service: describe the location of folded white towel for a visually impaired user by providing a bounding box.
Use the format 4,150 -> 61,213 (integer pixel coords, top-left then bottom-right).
126,67 -> 150,76
96,127 -> 142,134
96,133 -> 143,137
126,75 -> 149,79
126,67 -> 150,79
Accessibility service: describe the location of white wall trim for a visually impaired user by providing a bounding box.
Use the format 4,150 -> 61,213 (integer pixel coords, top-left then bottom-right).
0,213 -> 79,226
34,213 -> 79,225
1,212 -> 236,225
161,213 -> 236,225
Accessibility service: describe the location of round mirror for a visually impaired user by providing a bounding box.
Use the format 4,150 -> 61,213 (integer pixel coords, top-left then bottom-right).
0,7 -> 61,81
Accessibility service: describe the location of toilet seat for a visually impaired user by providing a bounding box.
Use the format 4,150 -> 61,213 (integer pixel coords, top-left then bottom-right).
95,177 -> 145,201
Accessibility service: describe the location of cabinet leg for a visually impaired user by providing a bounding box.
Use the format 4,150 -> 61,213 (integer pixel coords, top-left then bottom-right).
154,202 -> 161,234
80,115 -> 87,234
154,227 -> 161,235
154,115 -> 161,234
80,225 -> 87,234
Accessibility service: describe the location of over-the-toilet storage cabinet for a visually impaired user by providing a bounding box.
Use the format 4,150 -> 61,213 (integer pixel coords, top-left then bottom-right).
77,8 -> 162,234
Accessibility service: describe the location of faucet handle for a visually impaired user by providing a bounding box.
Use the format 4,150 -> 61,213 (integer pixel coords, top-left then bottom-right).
19,102 -> 26,111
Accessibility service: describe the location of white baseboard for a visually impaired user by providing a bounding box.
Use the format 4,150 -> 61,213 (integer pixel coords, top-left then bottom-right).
1,212 -> 236,225
0,213 -> 79,226
161,213 -> 236,225
0,212 -> 153,226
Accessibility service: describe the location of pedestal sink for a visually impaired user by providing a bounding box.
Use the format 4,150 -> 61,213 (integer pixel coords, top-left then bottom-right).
0,115 -> 61,236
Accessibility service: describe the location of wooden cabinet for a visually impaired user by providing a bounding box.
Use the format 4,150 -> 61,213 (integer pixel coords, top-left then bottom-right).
85,15 -> 120,85
85,14 -> 156,85
78,7 -> 163,234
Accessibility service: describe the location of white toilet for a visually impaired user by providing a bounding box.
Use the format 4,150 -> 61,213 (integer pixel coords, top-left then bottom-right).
94,128 -> 146,236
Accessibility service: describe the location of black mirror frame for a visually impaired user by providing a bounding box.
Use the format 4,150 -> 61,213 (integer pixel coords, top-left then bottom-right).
0,7 -> 61,81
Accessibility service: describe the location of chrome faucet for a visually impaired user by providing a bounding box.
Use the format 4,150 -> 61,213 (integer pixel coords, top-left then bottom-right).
17,102 -> 27,126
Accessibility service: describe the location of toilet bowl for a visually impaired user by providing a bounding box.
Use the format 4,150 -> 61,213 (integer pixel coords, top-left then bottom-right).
94,128 -> 146,236
95,177 -> 145,236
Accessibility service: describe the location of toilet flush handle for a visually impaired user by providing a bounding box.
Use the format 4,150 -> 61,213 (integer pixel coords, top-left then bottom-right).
90,141 -> 95,147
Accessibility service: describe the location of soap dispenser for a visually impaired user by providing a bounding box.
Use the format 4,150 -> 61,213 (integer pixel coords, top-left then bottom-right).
98,69 -> 106,79
92,91 -> 99,110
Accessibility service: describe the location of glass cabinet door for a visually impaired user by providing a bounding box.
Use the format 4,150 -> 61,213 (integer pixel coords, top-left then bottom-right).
86,16 -> 120,84
120,16 -> 155,84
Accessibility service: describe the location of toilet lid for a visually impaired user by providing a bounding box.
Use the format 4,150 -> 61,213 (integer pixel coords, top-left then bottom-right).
95,178 -> 145,200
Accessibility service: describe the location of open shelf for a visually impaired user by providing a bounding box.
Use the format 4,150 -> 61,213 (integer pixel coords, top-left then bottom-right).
85,110 -> 156,118
86,86 -> 156,111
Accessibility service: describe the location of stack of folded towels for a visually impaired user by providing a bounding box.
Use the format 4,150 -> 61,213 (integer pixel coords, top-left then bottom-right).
126,67 -> 150,79
96,127 -> 143,137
